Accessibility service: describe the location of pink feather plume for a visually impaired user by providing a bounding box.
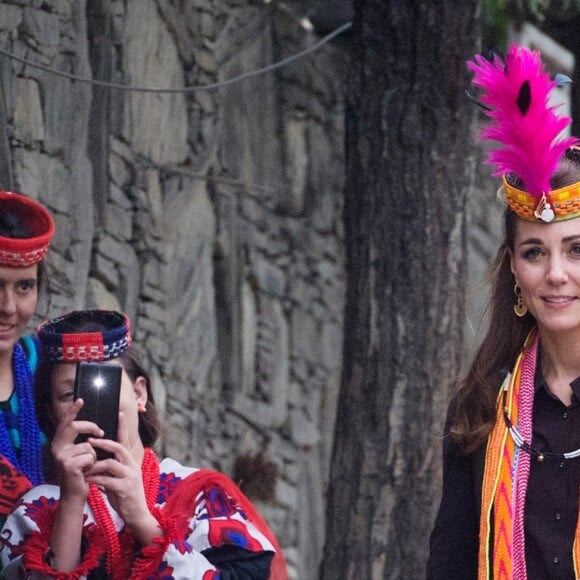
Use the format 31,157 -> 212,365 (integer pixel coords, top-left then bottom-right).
468,44 -> 576,197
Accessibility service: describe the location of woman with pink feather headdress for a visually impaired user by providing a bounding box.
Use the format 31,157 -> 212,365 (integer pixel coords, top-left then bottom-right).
427,45 -> 580,579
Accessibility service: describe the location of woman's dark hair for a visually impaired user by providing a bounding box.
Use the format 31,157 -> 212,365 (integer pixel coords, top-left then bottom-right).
117,346 -> 162,448
449,150 -> 580,452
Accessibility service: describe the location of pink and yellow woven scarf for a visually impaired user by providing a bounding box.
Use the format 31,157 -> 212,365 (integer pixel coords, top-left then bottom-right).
478,329 -> 580,579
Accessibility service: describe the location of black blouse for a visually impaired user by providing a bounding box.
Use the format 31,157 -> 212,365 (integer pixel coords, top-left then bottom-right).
426,374 -> 580,580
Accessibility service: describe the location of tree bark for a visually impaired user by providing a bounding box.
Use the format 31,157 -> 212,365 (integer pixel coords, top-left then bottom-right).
321,1 -> 479,578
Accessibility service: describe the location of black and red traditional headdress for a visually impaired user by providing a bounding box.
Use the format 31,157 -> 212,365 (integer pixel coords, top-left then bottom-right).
37,310 -> 132,362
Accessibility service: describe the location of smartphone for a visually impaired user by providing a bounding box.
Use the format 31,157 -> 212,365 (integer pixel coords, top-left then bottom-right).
73,361 -> 122,460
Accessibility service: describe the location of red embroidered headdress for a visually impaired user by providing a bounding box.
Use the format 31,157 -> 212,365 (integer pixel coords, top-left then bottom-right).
0,191 -> 55,266
37,310 -> 131,362
468,44 -> 579,222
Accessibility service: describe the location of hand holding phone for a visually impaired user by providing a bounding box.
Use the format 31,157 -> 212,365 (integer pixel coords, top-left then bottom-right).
73,362 -> 122,460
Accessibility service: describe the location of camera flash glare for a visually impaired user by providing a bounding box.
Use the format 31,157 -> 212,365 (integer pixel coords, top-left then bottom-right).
93,375 -> 105,389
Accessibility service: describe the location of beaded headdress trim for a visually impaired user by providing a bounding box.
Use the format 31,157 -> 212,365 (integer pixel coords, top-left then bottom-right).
502,173 -> 580,222
0,191 -> 55,267
37,310 -> 131,362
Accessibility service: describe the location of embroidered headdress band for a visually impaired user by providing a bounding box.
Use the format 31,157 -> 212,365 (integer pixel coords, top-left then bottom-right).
0,191 -> 55,266
37,310 -> 132,362
468,45 -> 579,222
502,162 -> 580,222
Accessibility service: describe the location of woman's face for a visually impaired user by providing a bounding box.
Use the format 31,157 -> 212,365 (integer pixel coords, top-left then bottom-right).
0,264 -> 38,356
50,359 -> 147,452
510,217 -> 580,336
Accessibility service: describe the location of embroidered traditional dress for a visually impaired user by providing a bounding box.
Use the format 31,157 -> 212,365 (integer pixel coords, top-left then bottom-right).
0,455 -> 281,579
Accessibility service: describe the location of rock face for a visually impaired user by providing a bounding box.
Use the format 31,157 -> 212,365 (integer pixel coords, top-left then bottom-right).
0,1 -> 346,577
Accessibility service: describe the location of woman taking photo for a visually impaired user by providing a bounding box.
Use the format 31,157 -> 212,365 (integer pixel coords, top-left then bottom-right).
427,46 -> 580,579
0,191 -> 54,511
0,309 -> 286,579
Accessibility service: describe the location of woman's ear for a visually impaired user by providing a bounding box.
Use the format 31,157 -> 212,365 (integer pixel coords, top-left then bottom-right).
133,376 -> 148,409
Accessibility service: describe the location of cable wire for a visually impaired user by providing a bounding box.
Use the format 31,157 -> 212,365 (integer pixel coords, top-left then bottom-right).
0,22 -> 352,94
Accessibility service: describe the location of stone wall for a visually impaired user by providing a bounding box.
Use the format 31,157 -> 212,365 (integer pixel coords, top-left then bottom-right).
0,1 -> 347,577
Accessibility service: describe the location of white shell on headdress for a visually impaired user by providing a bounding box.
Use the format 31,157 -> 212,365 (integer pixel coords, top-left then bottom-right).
533,193 -> 555,223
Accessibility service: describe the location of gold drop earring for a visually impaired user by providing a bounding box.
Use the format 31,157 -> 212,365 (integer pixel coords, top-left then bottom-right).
513,284 -> 528,317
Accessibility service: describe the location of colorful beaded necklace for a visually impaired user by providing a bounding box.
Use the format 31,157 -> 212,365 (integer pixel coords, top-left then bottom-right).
0,342 -> 42,485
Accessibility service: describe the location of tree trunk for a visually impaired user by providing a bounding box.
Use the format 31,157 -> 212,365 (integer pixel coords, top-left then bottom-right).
321,1 -> 479,578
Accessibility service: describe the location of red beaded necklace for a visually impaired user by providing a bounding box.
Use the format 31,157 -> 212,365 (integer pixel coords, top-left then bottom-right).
87,448 -> 160,578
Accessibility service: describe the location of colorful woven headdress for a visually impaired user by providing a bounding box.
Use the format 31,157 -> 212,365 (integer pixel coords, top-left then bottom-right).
468,44 -> 579,222
0,191 -> 55,266
37,310 -> 132,362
